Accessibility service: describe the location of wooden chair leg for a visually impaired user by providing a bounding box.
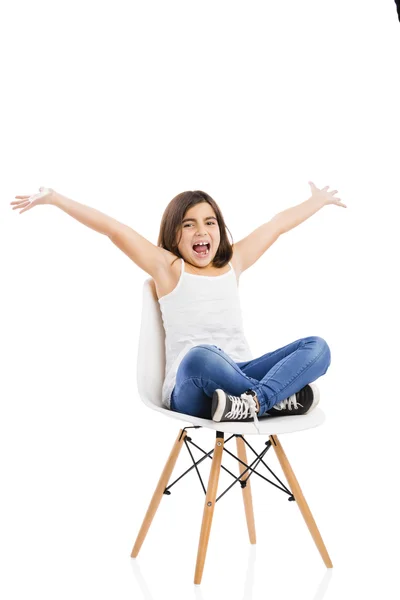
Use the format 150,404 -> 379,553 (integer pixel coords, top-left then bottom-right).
131,429 -> 187,558
269,434 -> 333,568
194,432 -> 224,585
236,436 -> 256,544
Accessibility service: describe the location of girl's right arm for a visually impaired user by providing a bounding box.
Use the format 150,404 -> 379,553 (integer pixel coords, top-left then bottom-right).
11,187 -> 167,278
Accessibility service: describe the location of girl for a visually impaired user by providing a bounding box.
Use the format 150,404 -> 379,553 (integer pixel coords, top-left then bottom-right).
11,183 -> 346,432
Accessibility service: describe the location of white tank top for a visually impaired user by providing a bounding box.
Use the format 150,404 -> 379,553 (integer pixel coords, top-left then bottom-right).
158,258 -> 253,409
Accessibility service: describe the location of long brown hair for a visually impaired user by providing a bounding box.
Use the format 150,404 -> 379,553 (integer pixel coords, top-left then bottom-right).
157,190 -> 234,268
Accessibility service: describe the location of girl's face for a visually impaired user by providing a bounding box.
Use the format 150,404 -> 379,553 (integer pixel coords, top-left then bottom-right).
177,202 -> 220,267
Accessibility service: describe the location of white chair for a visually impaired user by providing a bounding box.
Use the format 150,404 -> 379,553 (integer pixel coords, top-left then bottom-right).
131,278 -> 333,585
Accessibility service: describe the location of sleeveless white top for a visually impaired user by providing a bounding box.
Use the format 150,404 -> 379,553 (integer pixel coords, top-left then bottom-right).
158,258 -> 253,409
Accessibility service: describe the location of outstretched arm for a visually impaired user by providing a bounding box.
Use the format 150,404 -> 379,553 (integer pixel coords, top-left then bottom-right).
11,187 -> 124,237
233,182 -> 346,274
11,187 -> 167,277
273,181 -> 346,234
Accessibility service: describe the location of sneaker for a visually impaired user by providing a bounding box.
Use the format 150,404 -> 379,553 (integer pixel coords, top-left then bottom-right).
266,383 -> 320,416
211,389 -> 261,432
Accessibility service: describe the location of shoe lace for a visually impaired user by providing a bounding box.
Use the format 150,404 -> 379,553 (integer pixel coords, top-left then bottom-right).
273,394 -> 303,411
226,394 -> 261,434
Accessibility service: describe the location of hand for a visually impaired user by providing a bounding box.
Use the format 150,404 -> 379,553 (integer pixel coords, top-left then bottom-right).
308,181 -> 347,208
10,186 -> 56,214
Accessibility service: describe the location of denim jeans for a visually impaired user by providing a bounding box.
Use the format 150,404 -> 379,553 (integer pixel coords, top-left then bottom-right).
170,336 -> 331,419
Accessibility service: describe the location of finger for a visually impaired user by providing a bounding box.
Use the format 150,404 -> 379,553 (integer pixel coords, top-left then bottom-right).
11,199 -> 29,205
13,202 -> 30,210
12,200 -> 30,207
13,196 -> 30,200
322,186 -> 329,191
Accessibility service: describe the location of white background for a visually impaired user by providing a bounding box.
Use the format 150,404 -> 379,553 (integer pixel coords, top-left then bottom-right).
1,1 -> 400,598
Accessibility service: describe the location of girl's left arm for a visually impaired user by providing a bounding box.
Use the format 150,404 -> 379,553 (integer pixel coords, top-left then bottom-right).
233,182 -> 346,274
273,181 -> 347,234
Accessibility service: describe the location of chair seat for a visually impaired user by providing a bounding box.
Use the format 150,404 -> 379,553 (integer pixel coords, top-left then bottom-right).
146,403 -> 325,435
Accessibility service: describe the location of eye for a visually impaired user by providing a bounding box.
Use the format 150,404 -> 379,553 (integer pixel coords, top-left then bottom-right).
183,221 -> 216,228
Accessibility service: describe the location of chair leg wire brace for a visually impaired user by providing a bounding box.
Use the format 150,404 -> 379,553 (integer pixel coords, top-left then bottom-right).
131,426 -> 332,585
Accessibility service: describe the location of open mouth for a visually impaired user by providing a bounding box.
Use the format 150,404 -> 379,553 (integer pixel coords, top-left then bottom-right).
192,242 -> 210,257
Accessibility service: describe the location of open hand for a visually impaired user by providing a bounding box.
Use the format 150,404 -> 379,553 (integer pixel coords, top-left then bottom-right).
308,181 -> 347,208
10,186 -> 55,214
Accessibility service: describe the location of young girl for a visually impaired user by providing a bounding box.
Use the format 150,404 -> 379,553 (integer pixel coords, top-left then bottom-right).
11,183 -> 346,432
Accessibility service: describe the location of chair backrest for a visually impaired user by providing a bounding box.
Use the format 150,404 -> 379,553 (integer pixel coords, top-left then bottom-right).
136,278 -> 166,408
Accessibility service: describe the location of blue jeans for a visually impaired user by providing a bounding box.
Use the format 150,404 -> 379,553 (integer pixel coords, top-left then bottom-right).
170,336 -> 331,419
